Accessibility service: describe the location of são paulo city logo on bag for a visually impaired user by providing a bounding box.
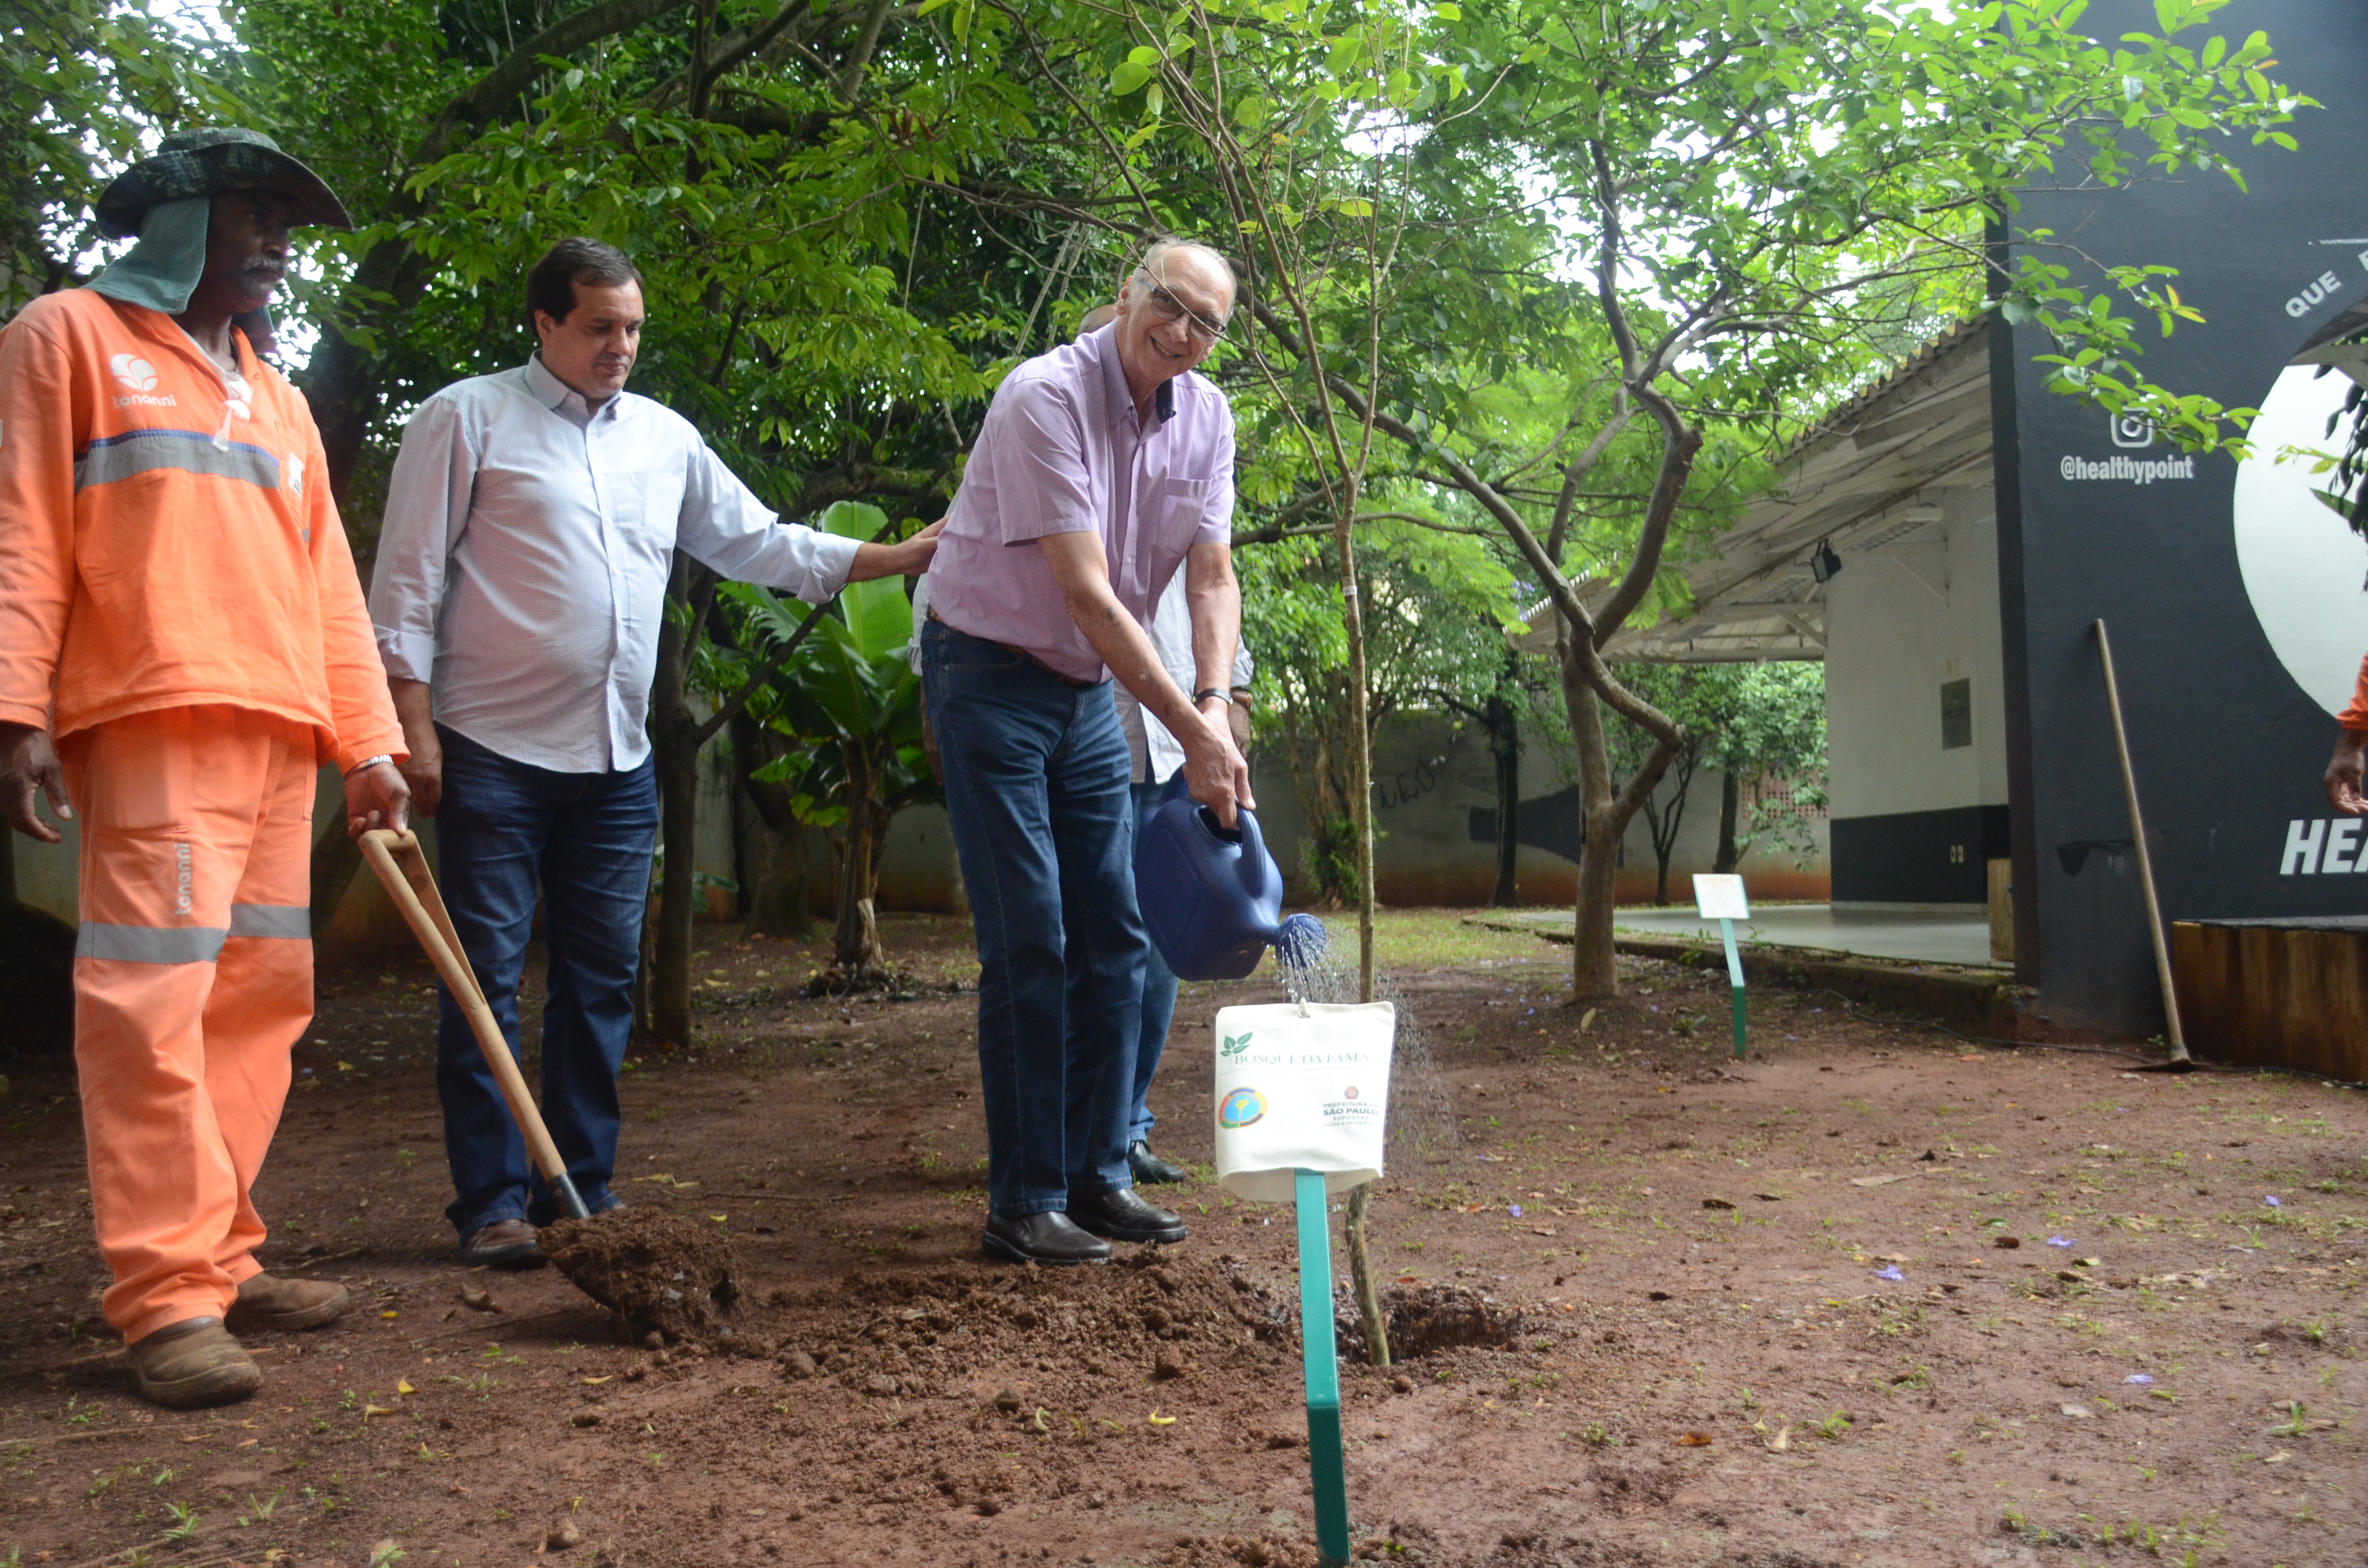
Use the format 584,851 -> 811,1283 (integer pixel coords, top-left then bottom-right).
1321,1082 -> 1379,1125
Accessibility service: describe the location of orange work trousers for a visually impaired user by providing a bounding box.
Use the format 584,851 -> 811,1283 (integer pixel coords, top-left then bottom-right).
61,705 -> 318,1344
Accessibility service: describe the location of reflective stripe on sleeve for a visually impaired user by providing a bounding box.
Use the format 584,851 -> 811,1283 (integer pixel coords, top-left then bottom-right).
74,922 -> 229,964
73,430 -> 282,493
227,902 -> 309,939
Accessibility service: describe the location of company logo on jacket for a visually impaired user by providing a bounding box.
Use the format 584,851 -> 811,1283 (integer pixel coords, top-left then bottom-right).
110,352 -> 176,409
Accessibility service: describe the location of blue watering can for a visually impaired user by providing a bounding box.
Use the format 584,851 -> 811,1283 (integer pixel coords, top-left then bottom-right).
1133,774 -> 1328,981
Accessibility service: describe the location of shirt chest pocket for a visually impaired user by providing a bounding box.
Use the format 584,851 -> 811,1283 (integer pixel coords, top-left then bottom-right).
600,445 -> 687,548
1139,477 -> 1212,594
1144,477 -> 1213,530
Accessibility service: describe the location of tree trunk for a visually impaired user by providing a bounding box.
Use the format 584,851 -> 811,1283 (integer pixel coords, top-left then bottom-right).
1563,657 -> 1682,998
644,557 -> 716,1049
1713,771 -> 1741,875
732,712 -> 816,940
1487,687 -> 1520,908
1345,1183 -> 1388,1368
832,748 -> 886,975
743,808 -> 814,939
1336,503 -> 1377,1003
648,724 -> 701,1049
1563,655 -> 1622,999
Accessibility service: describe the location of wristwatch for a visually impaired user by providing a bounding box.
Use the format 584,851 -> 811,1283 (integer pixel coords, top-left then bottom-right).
1193,687 -> 1228,705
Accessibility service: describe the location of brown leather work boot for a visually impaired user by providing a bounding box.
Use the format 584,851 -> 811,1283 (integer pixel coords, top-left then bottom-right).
224,1272 -> 350,1334
127,1318 -> 262,1410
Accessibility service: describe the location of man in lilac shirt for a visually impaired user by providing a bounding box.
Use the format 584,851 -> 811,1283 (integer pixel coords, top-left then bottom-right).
924,238 -> 1249,1264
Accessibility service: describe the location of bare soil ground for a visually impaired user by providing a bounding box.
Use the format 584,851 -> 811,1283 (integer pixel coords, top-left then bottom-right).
4,910 -> 2365,1568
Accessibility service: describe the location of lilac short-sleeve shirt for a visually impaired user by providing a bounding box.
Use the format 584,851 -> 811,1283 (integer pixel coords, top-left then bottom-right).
926,323 -> 1234,682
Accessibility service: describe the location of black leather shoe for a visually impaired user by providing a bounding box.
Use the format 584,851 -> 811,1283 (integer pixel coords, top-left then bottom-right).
982,1211 -> 1112,1266
459,1218 -> 545,1270
1069,1186 -> 1187,1245
1128,1141 -> 1189,1185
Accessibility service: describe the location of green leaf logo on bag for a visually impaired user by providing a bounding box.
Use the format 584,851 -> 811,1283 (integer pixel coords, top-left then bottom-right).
1219,1031 -> 1253,1058
1218,1087 -> 1267,1129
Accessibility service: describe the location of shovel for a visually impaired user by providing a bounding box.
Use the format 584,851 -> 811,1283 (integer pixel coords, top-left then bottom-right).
356,830 -> 738,1341
356,829 -> 591,1220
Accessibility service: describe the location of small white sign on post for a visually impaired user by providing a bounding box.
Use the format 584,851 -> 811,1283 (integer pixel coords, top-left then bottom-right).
1693,873 -> 1750,921
1691,874 -> 1751,1061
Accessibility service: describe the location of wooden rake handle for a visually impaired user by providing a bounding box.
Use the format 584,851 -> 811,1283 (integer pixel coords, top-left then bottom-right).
356,829 -> 590,1221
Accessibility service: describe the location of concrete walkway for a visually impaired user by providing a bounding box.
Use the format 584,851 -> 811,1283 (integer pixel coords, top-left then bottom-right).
1518,902 -> 2005,969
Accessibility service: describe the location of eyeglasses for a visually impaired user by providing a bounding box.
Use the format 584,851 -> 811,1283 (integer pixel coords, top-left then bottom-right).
1133,268 -> 1230,342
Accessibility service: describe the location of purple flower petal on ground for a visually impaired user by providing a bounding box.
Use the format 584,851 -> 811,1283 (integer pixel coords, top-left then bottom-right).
2047,1235 -> 2073,1248
1873,1265 -> 1904,1282
1509,1204 -> 1523,1218
2265,1195 -> 2282,1208
2126,1374 -> 2155,1385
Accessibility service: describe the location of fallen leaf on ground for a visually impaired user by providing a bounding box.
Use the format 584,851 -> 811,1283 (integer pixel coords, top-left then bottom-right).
459,1284 -> 500,1312
1675,1432 -> 1714,1446
396,1380 -> 416,1396
2059,1404 -> 2093,1419
1849,1172 -> 1918,1188
1702,1198 -> 1736,1211
1766,1425 -> 1791,1452
1147,1410 -> 1177,1426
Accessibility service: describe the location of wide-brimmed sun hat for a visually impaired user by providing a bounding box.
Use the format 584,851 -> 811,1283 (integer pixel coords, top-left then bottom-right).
94,127 -> 352,240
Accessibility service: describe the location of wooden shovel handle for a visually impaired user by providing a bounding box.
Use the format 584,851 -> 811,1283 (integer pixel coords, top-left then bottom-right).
356,829 -> 573,1196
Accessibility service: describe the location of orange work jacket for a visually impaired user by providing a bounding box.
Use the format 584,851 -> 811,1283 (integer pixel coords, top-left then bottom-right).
0,289 -> 400,771
2342,653 -> 2368,731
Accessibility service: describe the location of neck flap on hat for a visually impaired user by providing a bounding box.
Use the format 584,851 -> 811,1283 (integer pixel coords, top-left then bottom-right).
90,197 -> 210,314
88,197 -> 281,357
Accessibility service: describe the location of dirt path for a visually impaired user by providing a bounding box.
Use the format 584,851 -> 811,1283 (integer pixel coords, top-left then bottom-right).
3,911 -> 2364,1567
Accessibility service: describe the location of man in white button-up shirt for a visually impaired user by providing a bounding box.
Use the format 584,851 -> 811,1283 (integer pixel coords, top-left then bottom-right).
370,238 -> 937,1268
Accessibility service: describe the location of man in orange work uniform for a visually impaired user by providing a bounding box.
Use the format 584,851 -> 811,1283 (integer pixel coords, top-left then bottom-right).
0,131 -> 409,1409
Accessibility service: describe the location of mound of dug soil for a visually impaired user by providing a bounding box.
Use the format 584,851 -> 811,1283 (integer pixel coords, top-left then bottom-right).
540,1206 -> 739,1344
755,1248 -> 1299,1399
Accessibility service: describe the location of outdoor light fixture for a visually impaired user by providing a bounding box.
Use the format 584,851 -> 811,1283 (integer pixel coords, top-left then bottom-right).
1810,540 -> 1843,584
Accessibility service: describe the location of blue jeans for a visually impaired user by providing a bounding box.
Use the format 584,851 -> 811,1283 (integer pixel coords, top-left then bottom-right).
430,724 -> 655,1237
1130,780 -> 1181,1144
922,620 -> 1146,1218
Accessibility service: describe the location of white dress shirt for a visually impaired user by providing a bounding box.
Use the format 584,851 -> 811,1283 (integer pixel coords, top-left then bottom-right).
370,355 -> 860,772
1114,570 -> 1254,785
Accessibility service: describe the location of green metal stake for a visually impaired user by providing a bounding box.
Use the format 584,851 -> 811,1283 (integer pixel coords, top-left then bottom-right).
1294,1168 -> 1353,1565
1718,916 -> 1747,1061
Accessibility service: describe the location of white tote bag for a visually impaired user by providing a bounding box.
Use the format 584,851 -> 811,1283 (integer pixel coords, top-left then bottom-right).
1210,1001 -> 1395,1203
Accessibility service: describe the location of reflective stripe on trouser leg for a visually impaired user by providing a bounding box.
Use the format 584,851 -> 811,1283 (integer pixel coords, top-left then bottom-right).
62,706 -> 317,1343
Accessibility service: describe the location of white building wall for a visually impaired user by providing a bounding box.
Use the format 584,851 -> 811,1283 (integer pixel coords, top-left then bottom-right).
1825,486 -> 2009,819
